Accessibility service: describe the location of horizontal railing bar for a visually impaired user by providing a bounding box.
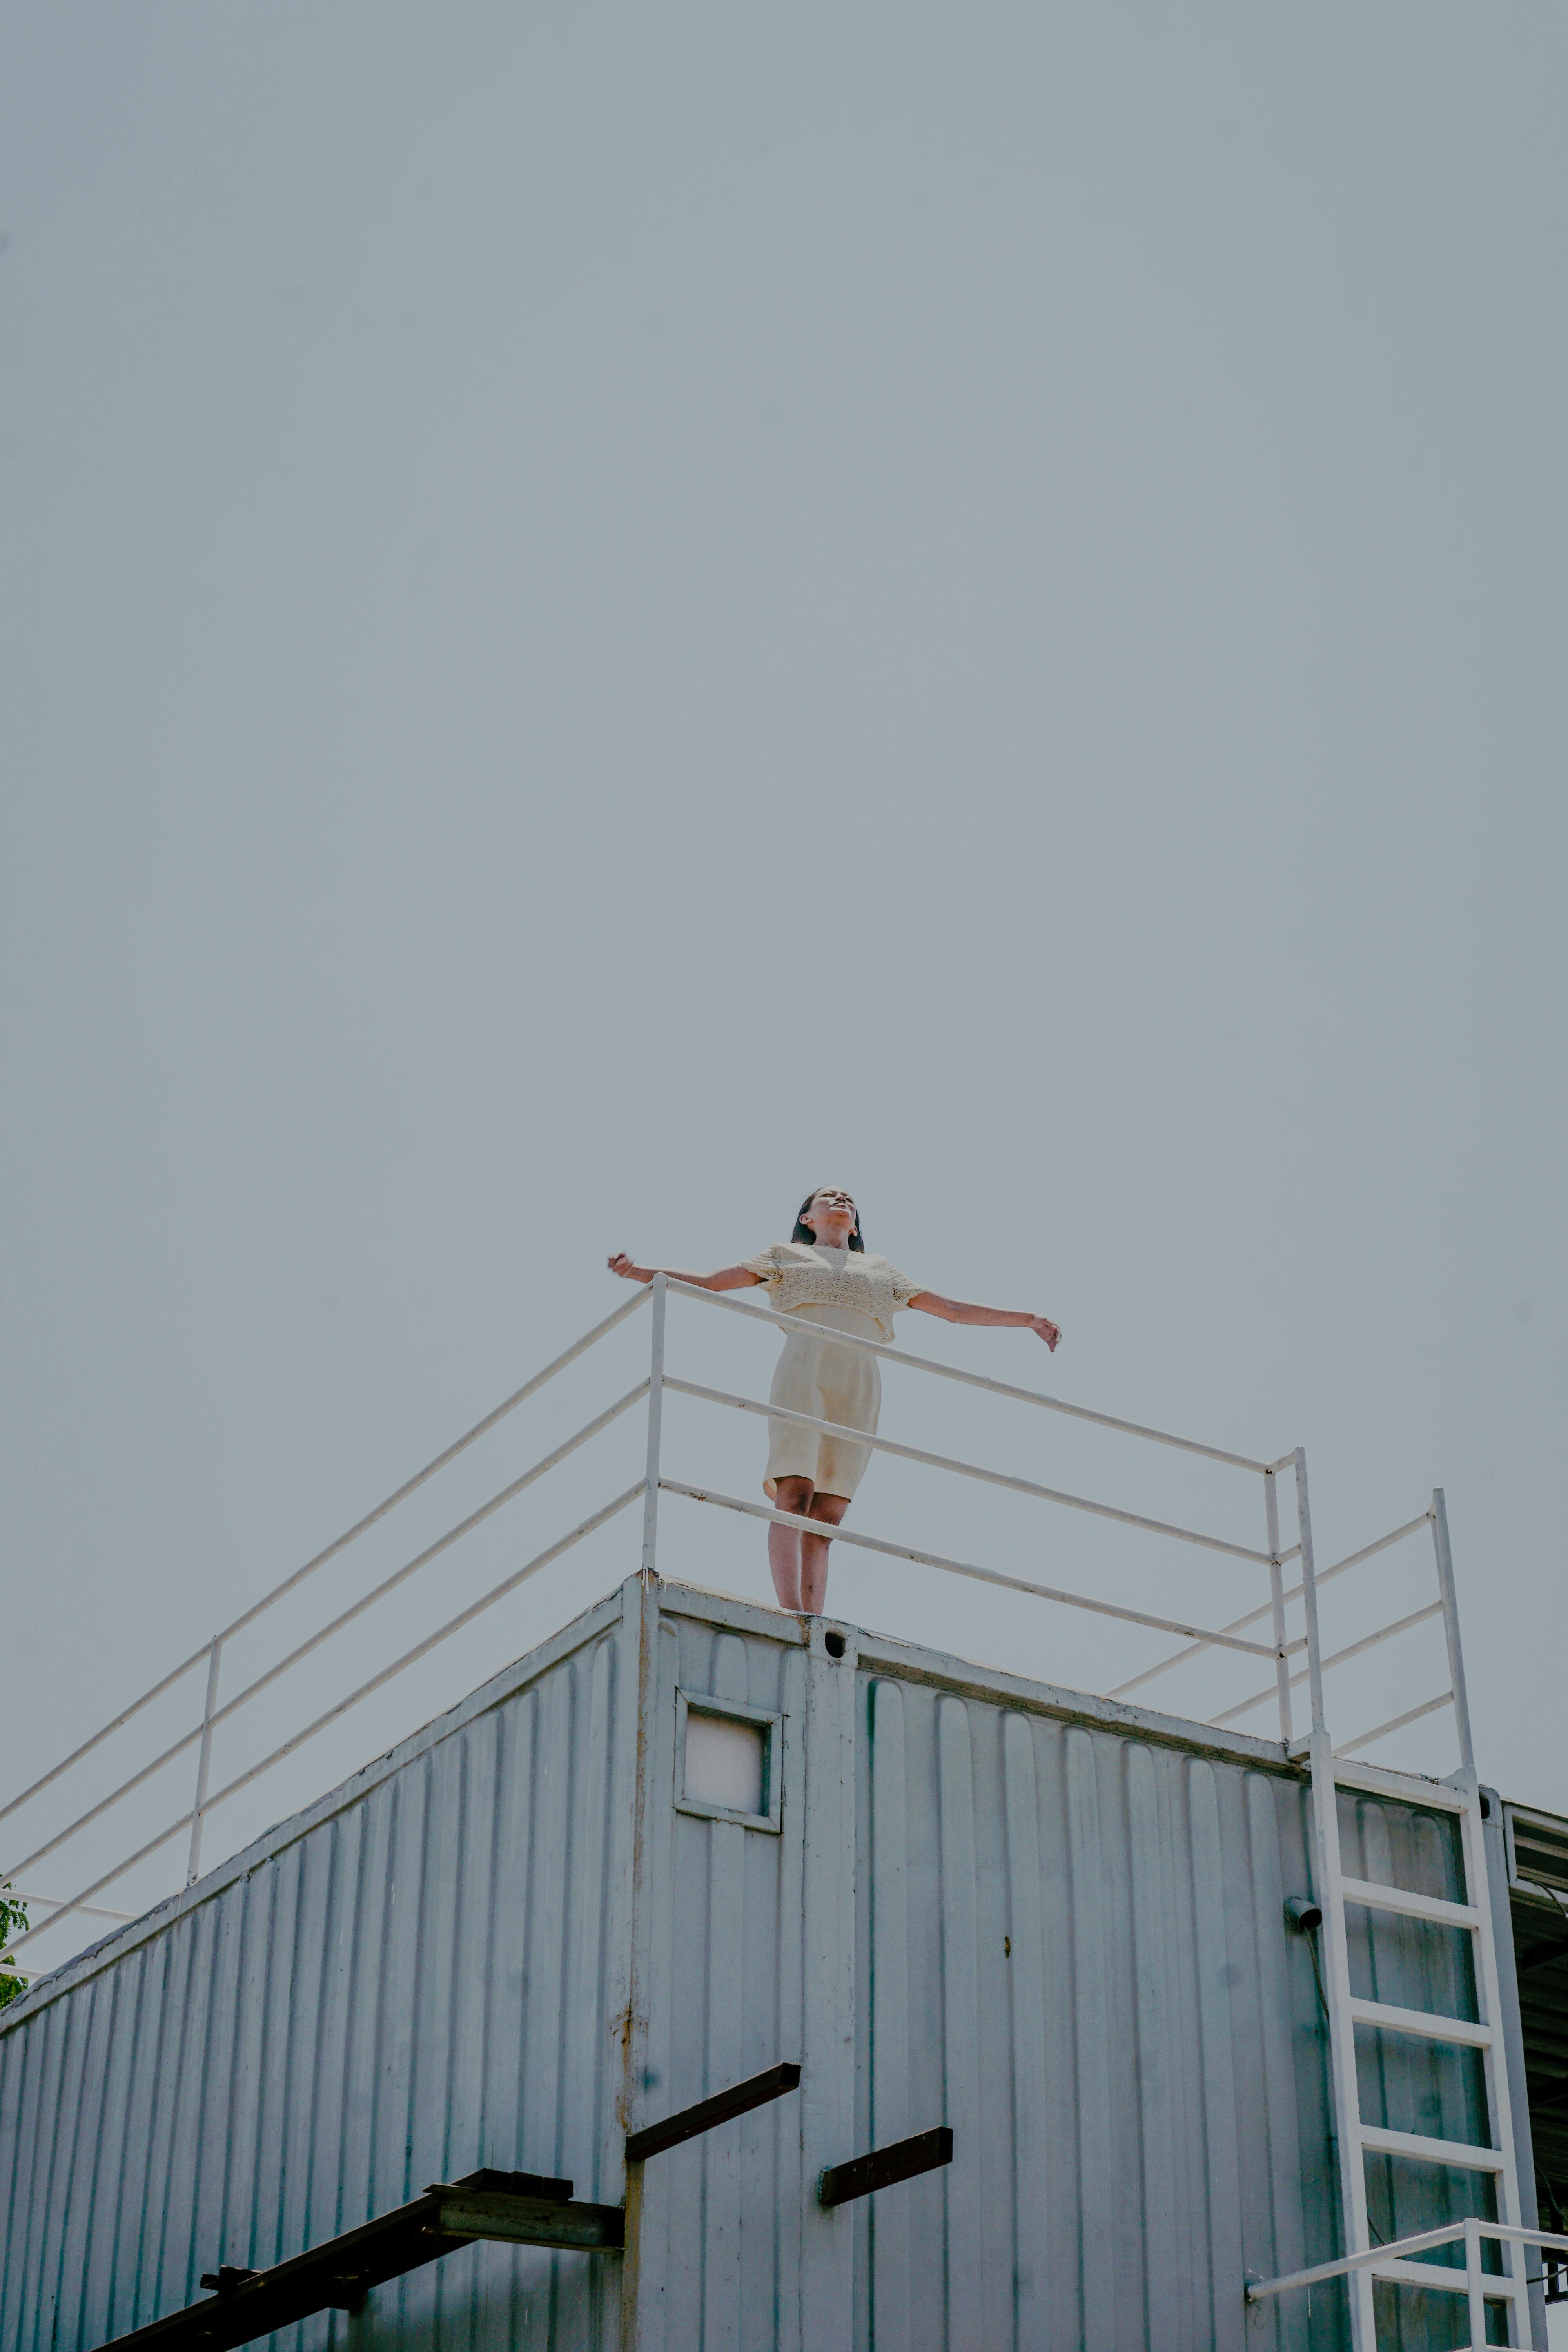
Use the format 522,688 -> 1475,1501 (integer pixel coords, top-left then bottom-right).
1364,2255 -> 1517,2299
4,1722 -> 205,1889
214,1287 -> 651,1648
1338,1877 -> 1479,1929
7,1811 -> 197,1953
1336,1691 -> 1454,1759
664,1281 -> 1275,1471
658,1482 -> 1283,1657
1208,1601 -> 1446,1729
191,1488 -> 644,1828
1311,1512 -> 1439,1582
1246,2220 -> 1568,2301
200,1387 -> 649,1740
7,1489 -> 644,1958
3,1390 -> 648,1890
1106,1511 -> 1435,1701
0,1290 -> 652,1842
0,1646 -> 209,1834
9,1891 -> 136,1923
663,1378 -> 1284,1564
1109,1610 -> 1278,1702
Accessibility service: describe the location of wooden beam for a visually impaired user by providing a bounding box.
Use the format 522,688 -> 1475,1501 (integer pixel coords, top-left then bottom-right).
91,2172 -> 619,2351
818,2126 -> 954,2208
625,2061 -> 802,2164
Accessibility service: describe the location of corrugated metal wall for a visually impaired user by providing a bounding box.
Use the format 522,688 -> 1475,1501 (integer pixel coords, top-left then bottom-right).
0,1578 -> 1539,2352
851,1673 -> 1330,2352
0,1592 -> 633,2352
627,1600 -> 815,2352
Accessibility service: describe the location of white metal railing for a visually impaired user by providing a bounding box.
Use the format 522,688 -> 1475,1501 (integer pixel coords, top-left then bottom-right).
1247,2216 -> 1568,2346
1,1287 -> 654,1964
657,1277 -> 1474,1776
3,1272 -> 1475,1979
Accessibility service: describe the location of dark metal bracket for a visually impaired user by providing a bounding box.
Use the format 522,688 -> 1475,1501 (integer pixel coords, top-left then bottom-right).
92,2171 -> 622,2352
626,2061 -> 802,2163
818,2125 -> 953,2207
92,2081 -> 944,2348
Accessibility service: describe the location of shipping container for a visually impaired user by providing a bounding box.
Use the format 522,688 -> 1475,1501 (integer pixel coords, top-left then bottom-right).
0,1571 -> 1543,2350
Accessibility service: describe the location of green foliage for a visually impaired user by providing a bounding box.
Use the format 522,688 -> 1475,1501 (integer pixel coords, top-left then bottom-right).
0,1881 -> 28,2010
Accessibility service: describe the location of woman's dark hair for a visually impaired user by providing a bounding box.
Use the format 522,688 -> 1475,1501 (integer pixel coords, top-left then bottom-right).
791,1189 -> 865,1250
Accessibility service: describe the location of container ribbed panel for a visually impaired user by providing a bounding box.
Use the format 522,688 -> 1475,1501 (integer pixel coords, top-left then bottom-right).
630,1603 -> 815,2352
0,1584 -> 1539,2352
854,1679 -> 1332,2352
0,1615 -> 628,2352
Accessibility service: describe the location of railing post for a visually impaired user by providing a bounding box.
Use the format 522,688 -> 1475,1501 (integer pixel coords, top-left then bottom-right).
1430,1488 -> 1475,1773
641,1275 -> 666,1584
185,1635 -> 222,1886
1294,1449 -> 1327,1738
1264,1466 -> 1292,1746
1464,2212 -> 1485,2350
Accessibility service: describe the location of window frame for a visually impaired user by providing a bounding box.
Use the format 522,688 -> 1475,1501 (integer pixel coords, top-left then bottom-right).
673,1688 -> 784,1835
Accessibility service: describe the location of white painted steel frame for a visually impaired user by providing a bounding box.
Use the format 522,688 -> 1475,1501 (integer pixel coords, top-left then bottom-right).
6,1378 -> 652,1930
1247,2214 -> 1568,2308
1107,1512 -> 1436,1708
661,1277 -> 1275,1467
1209,1599 -> 1445,1731
0,1285 -> 654,1838
656,1481 -> 1285,1657
1290,1478 -> 1531,2350
661,1375 -> 1292,1564
8,1484 -> 644,1953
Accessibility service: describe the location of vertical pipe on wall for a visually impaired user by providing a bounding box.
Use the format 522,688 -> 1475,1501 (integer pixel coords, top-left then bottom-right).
642,1274 -> 667,1583
184,1637 -> 222,1886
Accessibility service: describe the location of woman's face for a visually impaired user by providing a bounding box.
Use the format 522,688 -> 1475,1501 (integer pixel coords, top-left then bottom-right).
802,1187 -> 857,1244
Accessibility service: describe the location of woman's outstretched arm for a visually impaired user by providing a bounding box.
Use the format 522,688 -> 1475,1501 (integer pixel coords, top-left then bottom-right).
906,1290 -> 1060,1351
607,1253 -> 763,1292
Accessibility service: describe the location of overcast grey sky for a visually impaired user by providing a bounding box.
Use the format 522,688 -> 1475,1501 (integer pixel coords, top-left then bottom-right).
4,3 -> 1566,1954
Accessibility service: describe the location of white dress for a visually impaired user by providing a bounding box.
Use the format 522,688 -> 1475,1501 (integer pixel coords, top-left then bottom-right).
741,1243 -> 925,1500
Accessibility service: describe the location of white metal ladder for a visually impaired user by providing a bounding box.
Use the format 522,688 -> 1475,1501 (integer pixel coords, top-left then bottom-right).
1298,1482 -> 1532,2349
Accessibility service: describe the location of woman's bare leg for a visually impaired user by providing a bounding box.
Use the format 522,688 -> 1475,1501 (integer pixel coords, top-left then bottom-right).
800,1493 -> 849,1615
768,1477 -> 815,1611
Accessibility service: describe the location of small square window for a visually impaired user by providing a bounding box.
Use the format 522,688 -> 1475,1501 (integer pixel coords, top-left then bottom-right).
685,1711 -> 765,1815
675,1691 -> 783,1832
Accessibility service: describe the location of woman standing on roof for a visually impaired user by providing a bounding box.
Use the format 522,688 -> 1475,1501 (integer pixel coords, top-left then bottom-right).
608,1186 -> 1061,1616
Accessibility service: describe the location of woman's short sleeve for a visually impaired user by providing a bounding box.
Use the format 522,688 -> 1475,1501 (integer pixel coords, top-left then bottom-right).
742,1245 -> 784,1285
885,1263 -> 924,1310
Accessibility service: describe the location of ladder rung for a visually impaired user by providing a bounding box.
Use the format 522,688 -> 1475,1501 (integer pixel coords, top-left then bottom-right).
1332,1759 -> 1468,1813
1350,1997 -> 1492,2049
1371,2257 -> 1519,2299
1357,2122 -> 1506,2173
1340,1876 -> 1479,1930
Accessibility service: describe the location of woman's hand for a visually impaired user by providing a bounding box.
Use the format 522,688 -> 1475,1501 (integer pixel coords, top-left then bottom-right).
607,1253 -> 650,1283
908,1291 -> 1061,1348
